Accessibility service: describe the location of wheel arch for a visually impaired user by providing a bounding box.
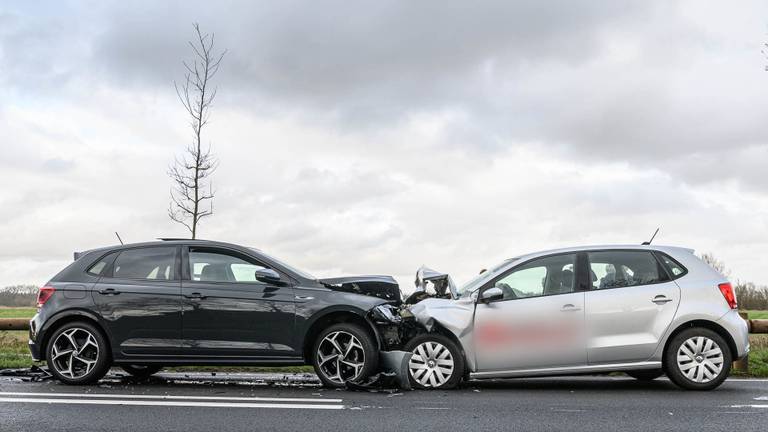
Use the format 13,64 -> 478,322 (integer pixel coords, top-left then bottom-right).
424,322 -> 470,376
39,309 -> 111,361
301,306 -> 381,363
661,319 -> 737,365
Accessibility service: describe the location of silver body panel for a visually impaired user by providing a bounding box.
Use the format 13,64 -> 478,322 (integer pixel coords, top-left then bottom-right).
409,244 -> 750,378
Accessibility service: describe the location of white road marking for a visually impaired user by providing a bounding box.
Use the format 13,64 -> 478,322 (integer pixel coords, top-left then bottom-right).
754,396 -> 768,400
0,391 -> 341,403
0,397 -> 344,410
729,405 -> 768,409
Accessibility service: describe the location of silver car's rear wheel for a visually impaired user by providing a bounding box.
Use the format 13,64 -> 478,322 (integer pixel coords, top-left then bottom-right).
408,341 -> 455,388
50,327 -> 100,379
316,330 -> 366,385
676,336 -> 724,383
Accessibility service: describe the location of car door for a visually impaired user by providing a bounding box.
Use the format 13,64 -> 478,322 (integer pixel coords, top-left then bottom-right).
584,250 -> 680,364
181,246 -> 297,358
92,246 -> 183,356
473,252 -> 587,372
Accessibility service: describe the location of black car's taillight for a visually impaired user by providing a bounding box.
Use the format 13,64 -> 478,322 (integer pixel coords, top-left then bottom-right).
36,286 -> 55,308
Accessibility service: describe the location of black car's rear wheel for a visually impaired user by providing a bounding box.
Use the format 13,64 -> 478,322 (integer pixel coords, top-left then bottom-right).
121,364 -> 163,380
312,323 -> 378,387
46,321 -> 110,385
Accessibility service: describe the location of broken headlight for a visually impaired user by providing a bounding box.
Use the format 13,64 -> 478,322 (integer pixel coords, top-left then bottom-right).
371,304 -> 402,324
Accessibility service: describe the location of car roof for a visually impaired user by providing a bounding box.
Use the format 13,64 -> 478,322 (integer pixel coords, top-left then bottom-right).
509,244 -> 695,262
75,239 -> 247,258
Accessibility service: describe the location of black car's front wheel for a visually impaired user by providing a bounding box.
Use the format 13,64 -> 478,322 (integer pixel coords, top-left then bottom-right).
312,323 -> 378,387
45,321 -> 110,385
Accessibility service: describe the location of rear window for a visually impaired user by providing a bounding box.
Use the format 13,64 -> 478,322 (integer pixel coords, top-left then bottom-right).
656,253 -> 687,279
86,252 -> 117,276
588,250 -> 669,289
112,247 -> 176,280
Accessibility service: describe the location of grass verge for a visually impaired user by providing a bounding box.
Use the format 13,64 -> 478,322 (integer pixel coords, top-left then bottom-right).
0,307 -> 36,319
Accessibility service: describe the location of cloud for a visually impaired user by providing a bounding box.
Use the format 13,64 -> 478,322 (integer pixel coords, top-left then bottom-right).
0,0 -> 767,290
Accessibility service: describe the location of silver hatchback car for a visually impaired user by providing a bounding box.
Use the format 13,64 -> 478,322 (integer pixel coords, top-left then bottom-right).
395,245 -> 749,390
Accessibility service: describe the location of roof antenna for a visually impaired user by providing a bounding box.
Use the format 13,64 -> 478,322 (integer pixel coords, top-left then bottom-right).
642,227 -> 659,245
115,231 -> 124,245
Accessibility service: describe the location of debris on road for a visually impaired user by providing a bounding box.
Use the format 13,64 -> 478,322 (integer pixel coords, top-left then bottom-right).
0,365 -> 53,382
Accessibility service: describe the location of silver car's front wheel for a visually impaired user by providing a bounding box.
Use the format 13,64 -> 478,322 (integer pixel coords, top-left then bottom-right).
409,341 -> 454,388
676,336 -> 724,383
403,333 -> 464,389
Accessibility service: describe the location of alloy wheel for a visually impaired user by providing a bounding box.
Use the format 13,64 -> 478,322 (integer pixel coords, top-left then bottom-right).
409,341 -> 454,388
50,327 -> 100,379
316,331 -> 366,384
676,336 -> 724,383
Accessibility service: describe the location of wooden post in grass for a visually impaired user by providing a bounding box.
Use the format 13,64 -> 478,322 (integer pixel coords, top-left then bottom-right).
733,311 -> 749,373
0,318 -> 29,331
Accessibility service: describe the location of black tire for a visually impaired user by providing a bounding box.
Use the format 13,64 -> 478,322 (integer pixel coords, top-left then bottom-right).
626,369 -> 664,381
120,364 -> 163,380
45,321 -> 110,385
403,333 -> 465,390
312,323 -> 378,388
664,327 -> 731,391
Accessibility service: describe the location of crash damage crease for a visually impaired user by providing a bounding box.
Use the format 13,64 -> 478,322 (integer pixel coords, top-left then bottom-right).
324,267 -> 469,358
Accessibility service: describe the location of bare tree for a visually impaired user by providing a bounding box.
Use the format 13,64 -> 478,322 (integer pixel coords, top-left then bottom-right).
168,23 -> 226,239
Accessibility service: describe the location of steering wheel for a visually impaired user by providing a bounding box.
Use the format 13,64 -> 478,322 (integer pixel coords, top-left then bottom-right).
495,282 -> 517,300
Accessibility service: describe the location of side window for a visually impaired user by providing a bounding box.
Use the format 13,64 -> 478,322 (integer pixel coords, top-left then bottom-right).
657,253 -> 687,279
588,250 -> 669,289
189,249 -> 267,283
87,252 -> 117,276
113,247 -> 176,280
493,253 -> 577,300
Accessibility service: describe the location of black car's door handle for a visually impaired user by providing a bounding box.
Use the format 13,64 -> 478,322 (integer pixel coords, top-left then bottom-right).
184,292 -> 207,300
98,288 -> 120,295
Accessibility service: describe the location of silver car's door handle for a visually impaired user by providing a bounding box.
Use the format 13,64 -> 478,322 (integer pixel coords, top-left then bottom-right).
560,304 -> 581,312
652,295 -> 673,304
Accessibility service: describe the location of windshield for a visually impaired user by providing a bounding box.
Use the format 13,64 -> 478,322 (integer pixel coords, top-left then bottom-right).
250,248 -> 316,280
456,258 -> 518,296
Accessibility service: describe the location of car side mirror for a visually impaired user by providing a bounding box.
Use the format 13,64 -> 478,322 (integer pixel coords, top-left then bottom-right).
479,287 -> 503,303
254,268 -> 283,285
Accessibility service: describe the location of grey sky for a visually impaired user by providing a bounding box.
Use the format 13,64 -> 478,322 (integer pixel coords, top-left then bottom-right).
1,0 -> 767,289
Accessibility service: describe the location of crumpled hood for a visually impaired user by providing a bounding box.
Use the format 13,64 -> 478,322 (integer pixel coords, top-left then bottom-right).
319,275 -> 401,302
405,266 -> 457,303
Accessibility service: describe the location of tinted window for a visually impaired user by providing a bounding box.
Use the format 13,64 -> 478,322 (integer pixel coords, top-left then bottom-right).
588,250 -> 668,289
87,252 -> 116,276
658,253 -> 687,279
493,253 -> 577,300
189,249 -> 267,283
113,247 -> 176,280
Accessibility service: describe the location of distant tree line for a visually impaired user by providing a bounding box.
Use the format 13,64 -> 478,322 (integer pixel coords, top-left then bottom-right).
0,253 -> 766,310
0,285 -> 38,307
701,253 -> 768,310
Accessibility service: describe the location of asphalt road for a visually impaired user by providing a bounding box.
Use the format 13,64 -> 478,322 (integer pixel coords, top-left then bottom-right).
1,371 -> 767,432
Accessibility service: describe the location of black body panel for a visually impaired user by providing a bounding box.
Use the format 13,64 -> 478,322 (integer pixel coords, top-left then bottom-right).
30,240 -> 394,366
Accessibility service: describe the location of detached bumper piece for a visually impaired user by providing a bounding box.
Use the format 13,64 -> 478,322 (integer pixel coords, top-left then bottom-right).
346,350 -> 412,391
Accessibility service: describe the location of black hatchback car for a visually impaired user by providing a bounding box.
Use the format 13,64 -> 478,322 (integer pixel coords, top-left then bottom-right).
29,239 -> 402,386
